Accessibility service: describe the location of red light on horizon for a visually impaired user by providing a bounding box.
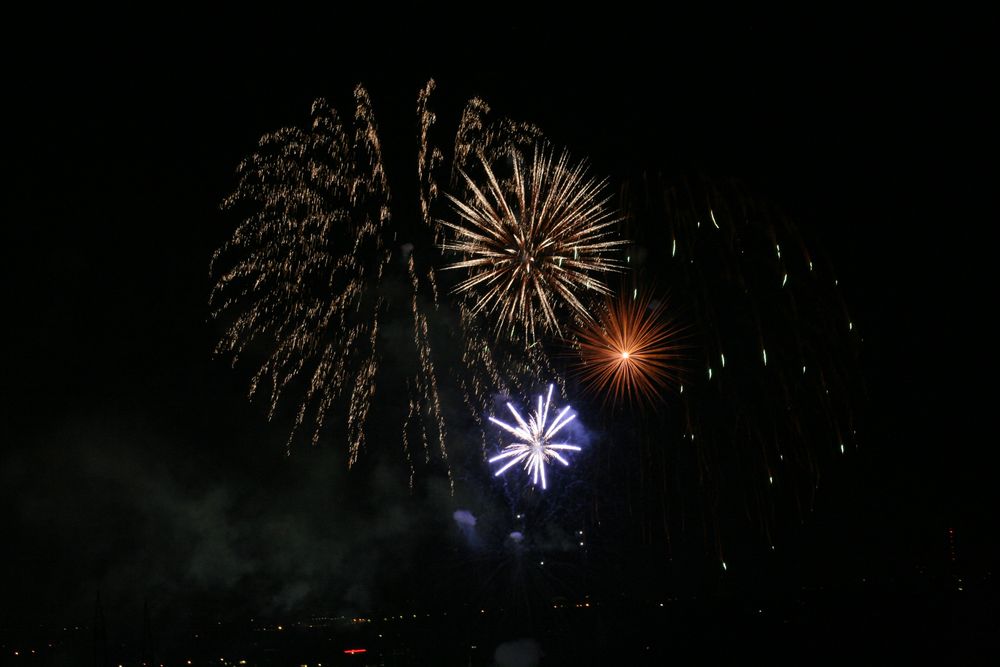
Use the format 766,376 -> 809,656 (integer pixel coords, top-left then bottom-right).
344,648 -> 368,655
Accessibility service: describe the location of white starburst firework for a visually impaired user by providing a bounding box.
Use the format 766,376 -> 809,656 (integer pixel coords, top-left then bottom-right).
488,385 -> 582,489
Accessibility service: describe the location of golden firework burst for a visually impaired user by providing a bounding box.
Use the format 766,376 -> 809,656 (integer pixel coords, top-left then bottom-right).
440,146 -> 625,342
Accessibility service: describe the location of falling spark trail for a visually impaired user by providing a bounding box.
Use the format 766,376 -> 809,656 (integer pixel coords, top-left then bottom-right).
617,173 -> 861,554
210,87 -> 391,460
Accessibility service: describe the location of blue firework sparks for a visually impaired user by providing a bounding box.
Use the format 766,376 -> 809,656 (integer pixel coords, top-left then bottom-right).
488,385 -> 581,489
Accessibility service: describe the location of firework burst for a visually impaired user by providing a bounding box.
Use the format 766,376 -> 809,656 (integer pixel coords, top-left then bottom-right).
489,385 -> 582,490
441,147 -> 626,342
574,292 -> 686,405
210,80 -> 557,471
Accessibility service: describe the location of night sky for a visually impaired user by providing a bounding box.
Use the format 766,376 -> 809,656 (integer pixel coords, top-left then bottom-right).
4,12 -> 993,660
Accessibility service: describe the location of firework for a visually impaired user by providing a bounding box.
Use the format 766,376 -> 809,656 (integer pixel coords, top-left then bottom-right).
488,385 -> 582,489
441,147 -> 626,342
209,87 -> 391,461
604,174 -> 862,555
211,80 -> 559,471
574,291 -> 686,405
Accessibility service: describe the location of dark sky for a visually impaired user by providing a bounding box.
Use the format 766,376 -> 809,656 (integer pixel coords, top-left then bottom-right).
3,14 -> 992,626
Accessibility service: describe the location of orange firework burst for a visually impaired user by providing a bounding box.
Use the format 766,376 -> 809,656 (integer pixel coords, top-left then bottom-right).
574,292 -> 686,405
